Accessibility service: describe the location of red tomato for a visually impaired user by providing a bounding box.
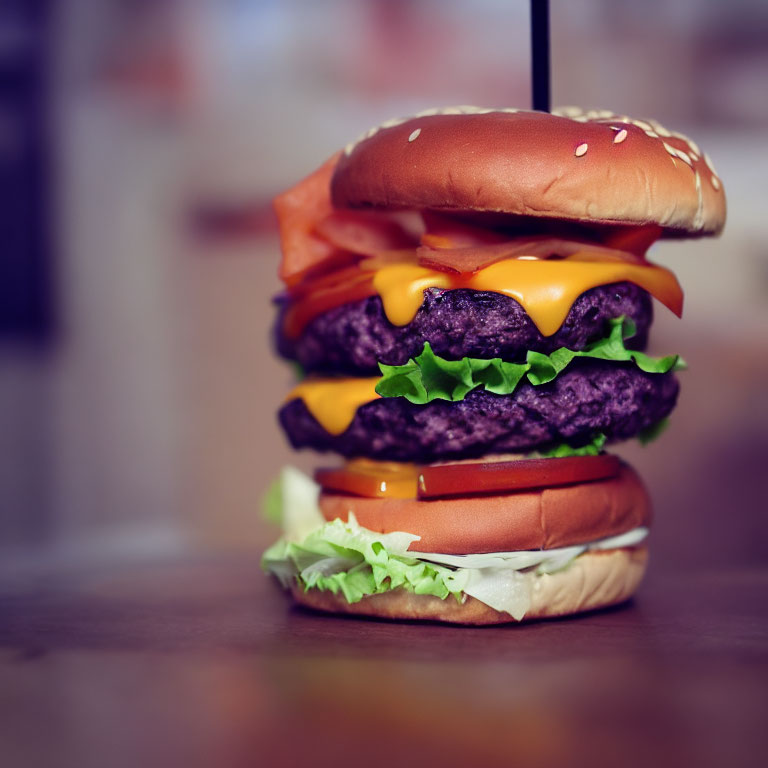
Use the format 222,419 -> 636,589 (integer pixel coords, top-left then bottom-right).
314,455 -> 621,501
417,455 -> 621,499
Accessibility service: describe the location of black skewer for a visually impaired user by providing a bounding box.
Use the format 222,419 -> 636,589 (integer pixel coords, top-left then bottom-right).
530,0 -> 551,112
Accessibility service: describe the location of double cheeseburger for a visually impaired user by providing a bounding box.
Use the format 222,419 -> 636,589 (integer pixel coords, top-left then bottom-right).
262,106 -> 725,624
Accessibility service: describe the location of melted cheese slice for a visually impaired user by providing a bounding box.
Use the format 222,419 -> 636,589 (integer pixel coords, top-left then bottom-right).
284,251 -> 683,339
286,377 -> 380,435
371,255 -> 682,336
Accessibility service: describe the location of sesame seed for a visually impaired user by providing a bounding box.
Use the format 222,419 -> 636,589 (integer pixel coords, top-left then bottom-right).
631,119 -> 653,132
662,141 -> 678,157
693,170 -> 704,229
645,130 -> 660,139
613,129 -> 628,144
556,106 -> 583,117
575,143 -> 588,157
676,148 -> 693,165
711,175 -> 721,191
408,128 -> 421,142
609,125 -> 621,131
704,152 -> 718,175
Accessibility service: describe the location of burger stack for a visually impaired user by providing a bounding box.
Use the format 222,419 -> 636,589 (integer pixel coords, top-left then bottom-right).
262,107 -> 725,624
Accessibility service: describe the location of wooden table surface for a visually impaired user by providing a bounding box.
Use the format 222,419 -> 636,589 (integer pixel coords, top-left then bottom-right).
1,553 -> 765,768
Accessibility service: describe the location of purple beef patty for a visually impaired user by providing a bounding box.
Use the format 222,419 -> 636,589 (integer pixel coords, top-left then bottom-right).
276,283 -> 653,375
279,362 -> 678,462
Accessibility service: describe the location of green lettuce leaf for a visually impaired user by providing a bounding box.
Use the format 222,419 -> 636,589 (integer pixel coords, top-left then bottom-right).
532,433 -> 607,458
262,476 -> 283,525
637,417 -> 671,446
262,513 -> 468,604
529,419 -> 670,458
376,317 -> 685,404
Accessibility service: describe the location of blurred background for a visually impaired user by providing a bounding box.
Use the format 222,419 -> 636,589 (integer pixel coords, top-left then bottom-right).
1,0 -> 767,572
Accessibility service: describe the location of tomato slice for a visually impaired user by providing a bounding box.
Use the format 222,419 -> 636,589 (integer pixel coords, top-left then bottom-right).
315,459 -> 419,500
315,455 -> 621,501
417,455 -> 621,499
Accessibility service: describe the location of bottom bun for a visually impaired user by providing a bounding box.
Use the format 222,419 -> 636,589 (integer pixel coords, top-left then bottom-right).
289,547 -> 648,625
320,464 -> 650,554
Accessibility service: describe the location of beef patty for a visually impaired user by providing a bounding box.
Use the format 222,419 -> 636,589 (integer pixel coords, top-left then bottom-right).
276,283 -> 653,376
279,361 -> 678,462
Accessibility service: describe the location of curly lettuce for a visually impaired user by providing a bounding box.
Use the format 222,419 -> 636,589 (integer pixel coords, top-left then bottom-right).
375,317 -> 684,404
533,433 -> 607,458
263,513 -> 468,604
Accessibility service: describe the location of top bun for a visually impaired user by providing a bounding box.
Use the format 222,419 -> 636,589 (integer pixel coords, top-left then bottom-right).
331,106 -> 726,237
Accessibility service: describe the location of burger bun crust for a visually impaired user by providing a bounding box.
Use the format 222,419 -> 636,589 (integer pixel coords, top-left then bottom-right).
332,108 -> 725,237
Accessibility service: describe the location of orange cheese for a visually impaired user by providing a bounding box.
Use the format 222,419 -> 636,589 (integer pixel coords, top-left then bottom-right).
286,377 -> 380,435
316,458 -> 420,499
284,251 -> 683,339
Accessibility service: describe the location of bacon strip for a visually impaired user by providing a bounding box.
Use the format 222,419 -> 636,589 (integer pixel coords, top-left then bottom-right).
275,160 -> 664,285
314,210 -> 419,256
602,224 -> 663,255
274,153 -> 424,286
273,153 -> 340,286
420,210 -> 509,248
418,236 -> 647,274
416,211 -> 655,273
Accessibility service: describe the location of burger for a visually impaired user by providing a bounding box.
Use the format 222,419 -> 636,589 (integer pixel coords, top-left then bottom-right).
262,106 -> 725,624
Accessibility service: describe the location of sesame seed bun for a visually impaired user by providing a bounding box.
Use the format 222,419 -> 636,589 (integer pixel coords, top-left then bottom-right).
331,107 -> 725,237
290,546 -> 649,625
319,463 -> 651,555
